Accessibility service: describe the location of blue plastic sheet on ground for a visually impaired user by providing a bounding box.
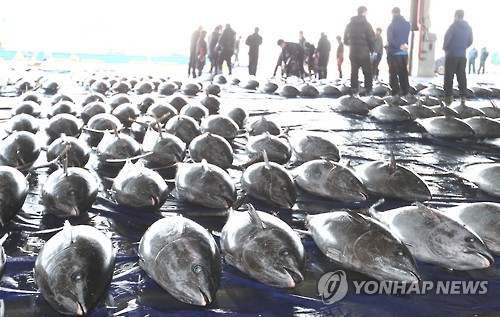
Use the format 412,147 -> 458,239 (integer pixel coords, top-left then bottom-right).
0,73 -> 500,317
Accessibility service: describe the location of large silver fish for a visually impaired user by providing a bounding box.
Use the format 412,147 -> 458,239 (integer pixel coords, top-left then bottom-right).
306,211 -> 420,282
369,200 -> 494,270
35,222 -> 115,316
0,166 -> 28,227
454,162 -> 500,197
293,159 -> 368,202
354,152 -> 431,201
139,216 -> 221,306
241,151 -> 296,208
221,204 -> 305,288
176,160 -> 236,208
112,161 -> 169,211
444,202 -> 500,255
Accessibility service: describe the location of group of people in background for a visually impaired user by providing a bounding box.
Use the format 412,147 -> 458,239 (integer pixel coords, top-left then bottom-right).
188,6 -> 487,105
188,24 -> 263,78
468,47 -> 489,75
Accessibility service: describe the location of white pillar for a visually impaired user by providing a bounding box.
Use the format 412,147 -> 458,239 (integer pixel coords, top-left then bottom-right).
410,0 -> 436,77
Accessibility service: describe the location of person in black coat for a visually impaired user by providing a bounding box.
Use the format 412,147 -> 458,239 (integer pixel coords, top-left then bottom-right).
216,24 -> 237,75
188,26 -> 202,78
246,27 -> 263,76
443,9 -> 473,104
343,6 -> 375,95
316,33 -> 331,79
208,25 -> 222,74
274,39 -> 305,78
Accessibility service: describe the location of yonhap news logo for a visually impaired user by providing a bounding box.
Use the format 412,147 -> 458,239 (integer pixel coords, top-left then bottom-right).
317,270 -> 349,304
318,270 -> 488,304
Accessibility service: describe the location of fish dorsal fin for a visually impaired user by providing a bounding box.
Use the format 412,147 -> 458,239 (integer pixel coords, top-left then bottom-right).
368,198 -> 385,219
62,144 -> 69,176
261,116 -> 268,122
156,121 -> 163,139
415,202 -> 442,222
201,159 -> 211,172
247,204 -> 266,229
0,233 -> 8,246
389,150 -> 397,169
345,160 -> 352,168
63,220 -> 76,243
261,150 -> 271,170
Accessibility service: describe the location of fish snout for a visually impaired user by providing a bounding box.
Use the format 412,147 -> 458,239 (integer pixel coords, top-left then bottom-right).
76,301 -> 87,316
464,250 -> 494,268
198,286 -> 212,306
282,266 -> 304,288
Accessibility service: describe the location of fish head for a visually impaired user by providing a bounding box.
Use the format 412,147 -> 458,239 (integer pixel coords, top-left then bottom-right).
153,236 -> 221,306
386,168 -> 432,201
425,219 -> 494,270
37,242 -> 109,316
353,228 -> 420,283
259,167 -> 297,209
324,161 -> 368,202
194,164 -> 236,208
240,228 -> 305,288
42,170 -> 97,217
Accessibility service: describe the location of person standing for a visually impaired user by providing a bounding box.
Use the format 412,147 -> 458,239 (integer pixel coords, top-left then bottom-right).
386,7 -> 411,97
233,36 -> 241,67
246,27 -> 263,76
208,25 -> 223,74
343,6 -> 375,95
468,47 -> 477,74
336,35 -> 344,78
216,24 -> 237,75
372,27 -> 384,81
195,30 -> 208,77
316,33 -> 331,79
443,9 -> 473,105
304,42 -> 317,78
478,47 -> 489,74
188,26 -> 202,78
299,31 -> 306,47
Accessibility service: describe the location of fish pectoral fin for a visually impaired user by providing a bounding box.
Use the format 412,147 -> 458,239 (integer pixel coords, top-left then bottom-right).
325,247 -> 343,263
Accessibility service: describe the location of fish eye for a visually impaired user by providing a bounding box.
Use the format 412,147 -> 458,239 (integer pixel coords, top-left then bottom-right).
192,264 -> 204,274
279,248 -> 290,257
71,272 -> 84,282
465,237 -> 476,243
394,249 -> 404,256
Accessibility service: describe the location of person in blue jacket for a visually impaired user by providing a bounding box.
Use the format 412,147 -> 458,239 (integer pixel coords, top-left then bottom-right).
443,9 -> 473,105
386,7 -> 411,97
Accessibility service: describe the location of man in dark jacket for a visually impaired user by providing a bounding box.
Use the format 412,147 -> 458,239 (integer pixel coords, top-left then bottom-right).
274,39 -> 305,78
344,6 -> 375,95
188,26 -> 202,78
246,27 -> 263,76
386,7 -> 411,96
217,24 -> 237,75
372,27 -> 383,81
443,9 -> 473,105
316,33 -> 331,79
208,25 -> 222,74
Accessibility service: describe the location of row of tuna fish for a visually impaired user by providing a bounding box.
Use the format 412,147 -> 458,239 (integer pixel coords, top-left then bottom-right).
0,72 -> 498,316
4,198 -> 498,315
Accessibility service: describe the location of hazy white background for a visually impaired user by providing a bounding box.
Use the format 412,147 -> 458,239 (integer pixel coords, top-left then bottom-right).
0,0 -> 496,72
